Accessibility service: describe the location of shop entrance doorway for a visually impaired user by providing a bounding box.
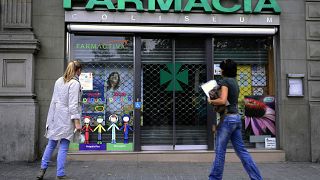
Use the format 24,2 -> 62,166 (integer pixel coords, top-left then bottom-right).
140,36 -> 208,150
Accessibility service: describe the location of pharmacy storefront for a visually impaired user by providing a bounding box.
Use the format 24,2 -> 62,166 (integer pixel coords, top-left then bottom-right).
65,0 -> 281,152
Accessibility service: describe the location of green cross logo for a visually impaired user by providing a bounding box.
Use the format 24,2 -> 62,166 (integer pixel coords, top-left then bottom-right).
160,63 -> 188,91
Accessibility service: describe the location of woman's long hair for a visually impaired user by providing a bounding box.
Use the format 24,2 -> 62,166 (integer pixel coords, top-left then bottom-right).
63,60 -> 82,83
107,72 -> 120,91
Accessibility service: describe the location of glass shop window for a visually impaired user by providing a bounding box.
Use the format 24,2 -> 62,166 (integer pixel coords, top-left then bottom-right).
69,34 -> 134,152
214,37 -> 276,149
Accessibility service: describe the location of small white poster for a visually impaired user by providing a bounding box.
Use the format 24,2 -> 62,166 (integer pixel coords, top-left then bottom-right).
265,137 -> 276,149
79,73 -> 93,91
214,64 -> 222,75
288,78 -> 303,96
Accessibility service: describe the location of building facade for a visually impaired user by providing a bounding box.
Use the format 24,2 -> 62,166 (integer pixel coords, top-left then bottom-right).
0,0 -> 319,162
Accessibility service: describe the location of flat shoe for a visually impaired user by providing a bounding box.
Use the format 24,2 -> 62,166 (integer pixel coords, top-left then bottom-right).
36,169 -> 46,179
56,175 -> 75,180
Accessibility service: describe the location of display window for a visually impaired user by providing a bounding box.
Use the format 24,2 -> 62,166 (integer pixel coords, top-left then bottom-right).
67,34 -> 277,152
214,37 -> 276,149
69,35 -> 134,151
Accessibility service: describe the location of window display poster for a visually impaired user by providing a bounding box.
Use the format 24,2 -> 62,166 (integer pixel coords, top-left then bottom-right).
77,66 -> 134,152
251,65 -> 266,87
214,64 -> 222,75
253,87 -> 264,96
244,95 -> 276,136
104,68 -> 134,116
79,73 -> 93,91
252,64 -> 266,75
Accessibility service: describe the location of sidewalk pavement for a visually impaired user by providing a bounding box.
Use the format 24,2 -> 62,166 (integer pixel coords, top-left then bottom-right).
1,160 -> 320,180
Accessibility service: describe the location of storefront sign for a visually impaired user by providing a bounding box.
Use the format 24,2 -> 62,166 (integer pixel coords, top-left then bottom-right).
64,0 -> 281,14
65,11 -> 280,25
160,63 -> 188,92
75,43 -> 126,50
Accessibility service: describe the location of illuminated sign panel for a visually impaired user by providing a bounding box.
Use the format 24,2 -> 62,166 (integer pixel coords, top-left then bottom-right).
63,0 -> 281,14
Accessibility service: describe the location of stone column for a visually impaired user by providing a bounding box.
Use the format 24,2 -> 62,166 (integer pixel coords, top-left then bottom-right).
306,0 -> 320,163
0,0 -> 40,161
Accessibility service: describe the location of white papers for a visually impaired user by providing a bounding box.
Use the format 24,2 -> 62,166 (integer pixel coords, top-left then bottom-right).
288,78 -> 303,96
265,137 -> 276,149
79,73 -> 93,90
201,80 -> 218,97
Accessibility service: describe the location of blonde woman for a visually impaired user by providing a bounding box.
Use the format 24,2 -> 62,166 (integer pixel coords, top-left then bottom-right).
37,61 -> 82,180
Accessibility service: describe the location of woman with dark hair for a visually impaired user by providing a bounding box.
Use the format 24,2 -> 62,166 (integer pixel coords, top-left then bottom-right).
107,72 -> 120,91
105,71 -> 122,115
208,59 -> 263,180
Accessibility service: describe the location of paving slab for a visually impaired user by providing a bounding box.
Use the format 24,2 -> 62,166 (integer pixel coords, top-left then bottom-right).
0,161 -> 320,180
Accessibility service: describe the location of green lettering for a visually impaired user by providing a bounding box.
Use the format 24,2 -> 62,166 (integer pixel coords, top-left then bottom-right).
243,0 -> 252,13
86,44 -> 90,49
64,0 -> 282,14
254,0 -> 281,13
148,0 -> 181,12
85,0 -> 116,11
118,0 -> 144,12
115,44 -> 125,49
212,0 -> 241,13
174,0 -> 181,12
76,44 -> 80,48
90,44 -> 97,49
63,0 -> 72,10
184,0 -> 212,13
80,44 -> 85,48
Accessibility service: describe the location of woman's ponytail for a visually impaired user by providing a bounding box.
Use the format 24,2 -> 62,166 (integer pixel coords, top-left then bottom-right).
63,60 -> 82,83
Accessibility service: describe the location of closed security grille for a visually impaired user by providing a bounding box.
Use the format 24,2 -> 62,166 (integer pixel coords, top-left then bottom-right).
140,37 -> 208,146
141,64 -> 207,145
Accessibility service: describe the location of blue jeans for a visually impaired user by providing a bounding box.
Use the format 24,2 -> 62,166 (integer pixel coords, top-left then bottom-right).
41,139 -> 70,176
209,114 -> 263,180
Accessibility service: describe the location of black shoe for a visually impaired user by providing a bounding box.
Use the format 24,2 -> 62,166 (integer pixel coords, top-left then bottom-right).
56,175 -> 75,180
36,169 -> 46,179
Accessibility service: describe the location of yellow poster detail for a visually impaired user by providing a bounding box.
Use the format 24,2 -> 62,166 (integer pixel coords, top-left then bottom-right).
237,65 -> 252,101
